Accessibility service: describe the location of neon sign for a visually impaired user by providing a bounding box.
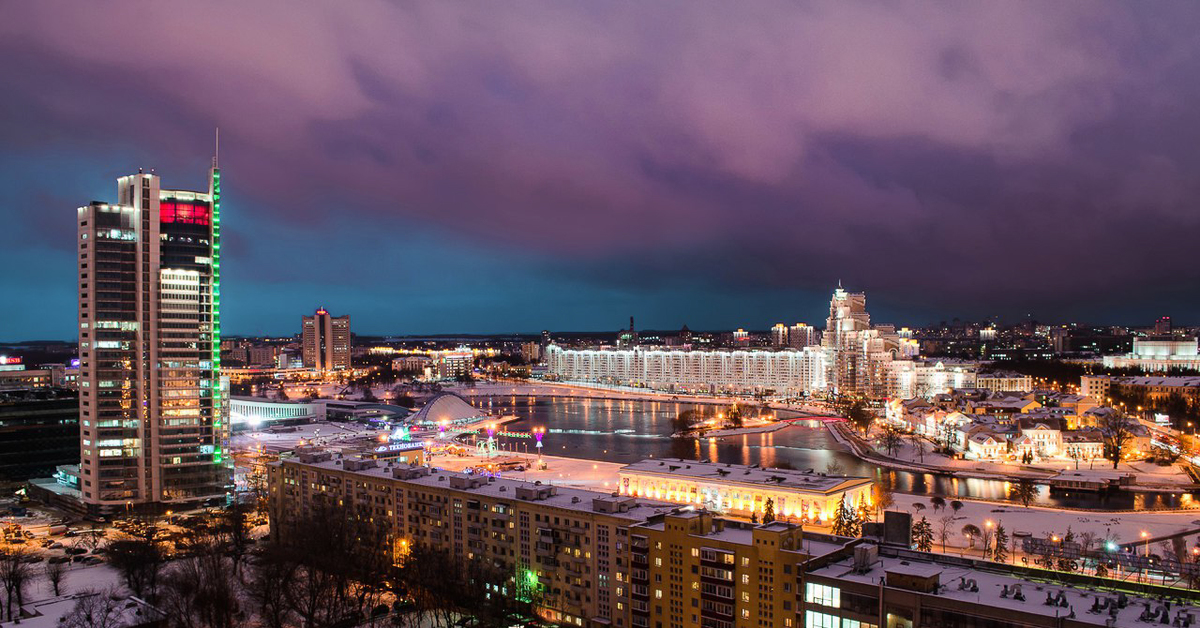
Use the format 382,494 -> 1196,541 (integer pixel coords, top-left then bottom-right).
374,441 -> 425,453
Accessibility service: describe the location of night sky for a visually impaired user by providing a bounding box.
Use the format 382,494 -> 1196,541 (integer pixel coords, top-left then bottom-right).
3,3 -> 1200,340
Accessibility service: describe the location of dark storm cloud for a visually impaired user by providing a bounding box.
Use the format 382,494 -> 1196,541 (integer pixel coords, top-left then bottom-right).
3,1 -> 1200,338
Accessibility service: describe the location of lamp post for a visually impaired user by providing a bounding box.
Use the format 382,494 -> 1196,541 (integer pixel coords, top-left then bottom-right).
534,427 -> 545,463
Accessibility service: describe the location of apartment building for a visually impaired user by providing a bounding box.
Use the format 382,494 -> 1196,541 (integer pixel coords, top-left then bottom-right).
268,453 -> 677,627
629,510 -> 823,628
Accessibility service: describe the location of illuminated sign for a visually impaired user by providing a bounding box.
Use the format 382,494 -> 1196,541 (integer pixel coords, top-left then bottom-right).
160,201 -> 212,225
0,356 -> 22,365
374,441 -> 425,453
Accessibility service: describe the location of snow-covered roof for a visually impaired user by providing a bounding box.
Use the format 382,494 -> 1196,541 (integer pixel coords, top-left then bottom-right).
620,458 -> 873,495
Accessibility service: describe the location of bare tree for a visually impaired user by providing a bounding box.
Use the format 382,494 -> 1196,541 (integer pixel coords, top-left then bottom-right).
218,503 -> 252,576
270,501 -> 393,628
879,426 -> 904,457
246,544 -> 298,628
937,513 -> 961,553
106,526 -> 164,600
44,559 -> 67,596
0,547 -> 34,621
979,525 -> 995,560
908,432 -> 927,462
825,460 -> 846,477
158,531 -> 245,628
1099,411 -> 1136,469
60,590 -> 126,628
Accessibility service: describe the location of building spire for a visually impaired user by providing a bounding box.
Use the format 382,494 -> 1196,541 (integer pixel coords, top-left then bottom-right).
213,127 -> 219,169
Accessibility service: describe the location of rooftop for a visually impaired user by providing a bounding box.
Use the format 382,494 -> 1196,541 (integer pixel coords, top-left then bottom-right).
282,455 -> 677,520
809,549 -> 1200,627
620,458 -> 872,494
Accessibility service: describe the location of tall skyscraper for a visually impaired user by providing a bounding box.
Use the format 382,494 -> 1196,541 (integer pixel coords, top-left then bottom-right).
822,285 -> 872,395
301,308 -> 351,371
77,158 -> 229,514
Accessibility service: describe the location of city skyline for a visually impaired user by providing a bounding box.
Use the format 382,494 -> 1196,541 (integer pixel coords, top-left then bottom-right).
5,4 -> 1200,339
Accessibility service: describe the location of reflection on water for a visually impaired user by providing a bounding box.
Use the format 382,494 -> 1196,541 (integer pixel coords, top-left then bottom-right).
473,395 -> 1194,511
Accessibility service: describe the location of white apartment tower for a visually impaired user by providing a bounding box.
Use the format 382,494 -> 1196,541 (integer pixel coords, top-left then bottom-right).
301,308 -> 351,371
77,160 -> 229,514
821,285 -> 873,396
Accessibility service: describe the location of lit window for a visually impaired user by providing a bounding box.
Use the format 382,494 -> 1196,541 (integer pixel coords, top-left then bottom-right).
804,583 -> 840,608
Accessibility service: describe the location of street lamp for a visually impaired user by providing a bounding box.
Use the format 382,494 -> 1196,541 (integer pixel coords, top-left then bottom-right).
1141,531 -> 1150,557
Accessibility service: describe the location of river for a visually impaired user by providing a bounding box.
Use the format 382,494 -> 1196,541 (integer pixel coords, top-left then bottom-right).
469,395 -> 1195,511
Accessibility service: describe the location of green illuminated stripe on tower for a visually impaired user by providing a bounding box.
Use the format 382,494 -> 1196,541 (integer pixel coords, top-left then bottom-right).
210,166 -> 223,464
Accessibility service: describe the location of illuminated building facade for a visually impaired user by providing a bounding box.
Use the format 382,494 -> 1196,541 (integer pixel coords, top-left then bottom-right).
881,360 -> 977,400
1102,337 -> 1200,371
301,308 -> 351,371
544,345 -> 827,396
618,459 -> 872,524
545,288 -> 929,400
76,161 -> 230,514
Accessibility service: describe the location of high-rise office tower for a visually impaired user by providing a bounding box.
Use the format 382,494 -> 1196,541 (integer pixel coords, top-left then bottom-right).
77,157 -> 229,514
301,308 -> 351,371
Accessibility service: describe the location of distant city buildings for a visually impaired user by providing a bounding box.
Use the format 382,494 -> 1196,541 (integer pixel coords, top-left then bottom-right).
432,346 -> 474,380
546,286 -> 948,400
1155,315 -> 1173,336
75,163 -> 229,514
301,308 -> 351,371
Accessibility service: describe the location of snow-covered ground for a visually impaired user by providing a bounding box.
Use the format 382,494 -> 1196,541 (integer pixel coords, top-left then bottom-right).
891,492 -> 1200,551
854,426 -> 1196,490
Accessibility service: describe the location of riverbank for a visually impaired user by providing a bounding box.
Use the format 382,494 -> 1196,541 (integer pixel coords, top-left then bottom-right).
827,420 -> 1200,494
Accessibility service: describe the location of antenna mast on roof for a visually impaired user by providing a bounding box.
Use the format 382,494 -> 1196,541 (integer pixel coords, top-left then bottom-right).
213,127 -> 219,169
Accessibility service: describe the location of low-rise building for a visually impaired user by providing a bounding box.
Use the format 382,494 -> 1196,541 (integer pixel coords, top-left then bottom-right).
975,371 -> 1033,393
229,396 -> 324,431
618,459 -> 872,524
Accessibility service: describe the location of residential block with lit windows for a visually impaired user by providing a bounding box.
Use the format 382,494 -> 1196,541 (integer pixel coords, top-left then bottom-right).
267,453 -> 1200,628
